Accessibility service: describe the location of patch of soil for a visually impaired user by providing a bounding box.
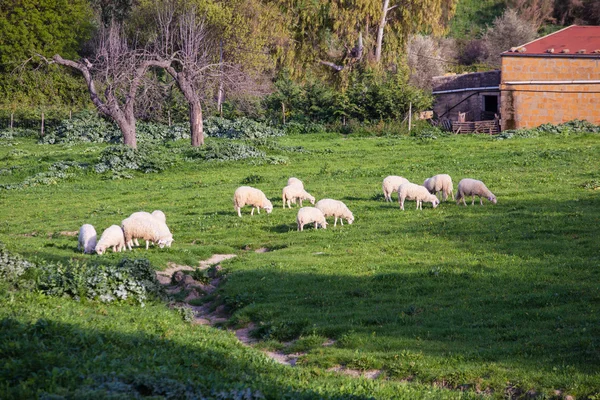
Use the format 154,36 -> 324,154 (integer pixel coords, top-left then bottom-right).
326,366 -> 382,379
59,231 -> 78,236
254,247 -> 270,253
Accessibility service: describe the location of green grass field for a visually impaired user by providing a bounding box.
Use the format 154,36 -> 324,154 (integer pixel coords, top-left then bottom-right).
1,130 -> 599,399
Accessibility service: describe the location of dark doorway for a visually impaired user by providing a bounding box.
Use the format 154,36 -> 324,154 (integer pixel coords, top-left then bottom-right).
483,95 -> 498,113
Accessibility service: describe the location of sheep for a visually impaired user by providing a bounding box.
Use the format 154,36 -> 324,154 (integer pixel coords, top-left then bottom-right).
423,174 -> 454,202
121,214 -> 174,251
282,185 -> 315,208
398,182 -> 440,211
287,177 -> 304,189
315,199 -> 354,227
151,210 -> 166,223
456,178 -> 497,206
78,224 -> 97,254
95,225 -> 126,255
382,175 -> 410,202
296,207 -> 328,231
233,186 -> 273,217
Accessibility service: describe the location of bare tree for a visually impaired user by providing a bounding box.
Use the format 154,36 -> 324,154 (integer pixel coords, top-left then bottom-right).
50,23 -> 168,148
407,35 -> 456,90
153,2 -> 220,146
482,9 -> 537,67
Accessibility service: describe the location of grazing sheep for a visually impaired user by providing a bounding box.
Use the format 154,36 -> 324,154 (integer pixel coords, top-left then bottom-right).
315,199 -> 354,227
282,185 -> 315,208
398,182 -> 440,211
456,178 -> 497,206
78,224 -> 97,254
151,210 -> 166,223
423,174 -> 454,201
287,177 -> 304,189
95,225 -> 126,255
233,186 -> 273,217
382,175 -> 410,202
296,207 -> 328,231
121,214 -> 174,250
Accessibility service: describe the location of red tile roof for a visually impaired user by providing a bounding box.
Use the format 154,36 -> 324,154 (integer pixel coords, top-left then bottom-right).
502,25 -> 600,57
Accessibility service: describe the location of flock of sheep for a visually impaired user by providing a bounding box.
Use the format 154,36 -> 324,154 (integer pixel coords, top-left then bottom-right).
77,210 -> 174,255
233,178 -> 355,231
233,174 -> 496,231
77,174 -> 496,254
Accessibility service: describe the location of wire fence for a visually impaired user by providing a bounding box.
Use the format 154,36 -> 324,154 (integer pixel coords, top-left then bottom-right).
0,111 -> 69,135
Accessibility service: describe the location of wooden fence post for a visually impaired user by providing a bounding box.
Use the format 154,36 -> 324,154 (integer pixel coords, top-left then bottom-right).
408,102 -> 412,132
41,112 -> 45,137
10,112 -> 13,130
168,110 -> 171,127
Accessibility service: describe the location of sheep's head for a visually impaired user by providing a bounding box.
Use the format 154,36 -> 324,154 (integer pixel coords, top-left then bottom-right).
308,195 -> 315,205
158,236 -> 174,248
264,200 -> 273,214
432,198 -> 440,208
95,245 -> 106,255
347,214 -> 355,225
319,219 -> 328,229
489,195 -> 497,204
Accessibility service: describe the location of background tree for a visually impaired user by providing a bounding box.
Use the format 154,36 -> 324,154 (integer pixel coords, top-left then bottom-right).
50,23 -> 168,148
482,9 -> 537,67
406,35 -> 456,90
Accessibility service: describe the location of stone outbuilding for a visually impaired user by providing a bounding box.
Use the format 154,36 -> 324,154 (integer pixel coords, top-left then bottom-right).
432,70 -> 501,122
500,25 -> 600,130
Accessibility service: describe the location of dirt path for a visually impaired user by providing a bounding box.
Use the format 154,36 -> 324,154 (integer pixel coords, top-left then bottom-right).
158,253 -> 381,374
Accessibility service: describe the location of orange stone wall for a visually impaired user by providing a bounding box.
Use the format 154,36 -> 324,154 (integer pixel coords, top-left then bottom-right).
500,56 -> 600,130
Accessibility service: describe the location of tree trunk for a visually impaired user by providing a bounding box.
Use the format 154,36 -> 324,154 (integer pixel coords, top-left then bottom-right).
116,117 -> 137,148
190,101 -> 204,147
376,0 -> 390,63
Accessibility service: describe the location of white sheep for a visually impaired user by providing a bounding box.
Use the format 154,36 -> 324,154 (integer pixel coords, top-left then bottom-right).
121,214 -> 174,250
382,175 -> 410,202
233,186 -> 273,217
296,207 -> 328,231
77,224 -> 97,254
95,225 -> 126,255
287,177 -> 304,189
398,182 -> 440,211
315,199 -> 354,227
151,210 -> 166,223
423,174 -> 454,201
282,185 -> 315,208
456,178 -> 497,206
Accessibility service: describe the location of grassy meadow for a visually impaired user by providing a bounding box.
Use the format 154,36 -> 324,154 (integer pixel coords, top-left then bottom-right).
1,130 -> 599,399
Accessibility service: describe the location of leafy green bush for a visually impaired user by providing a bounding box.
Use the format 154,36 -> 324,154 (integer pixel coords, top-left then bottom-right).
496,119 -> 600,140
94,145 -> 173,173
204,117 -> 284,139
37,258 -> 164,306
185,141 -> 265,162
0,128 -> 39,139
0,244 -> 34,285
40,110 -> 121,144
284,121 -> 327,135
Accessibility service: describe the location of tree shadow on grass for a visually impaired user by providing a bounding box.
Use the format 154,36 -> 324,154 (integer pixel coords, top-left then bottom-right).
0,310 -> 405,399
263,223 -> 296,233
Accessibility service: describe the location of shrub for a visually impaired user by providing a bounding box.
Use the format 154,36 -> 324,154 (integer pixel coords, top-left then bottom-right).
204,117 -> 284,139
0,244 -> 34,285
495,120 -> 600,140
94,145 -> 173,174
40,110 -> 121,144
37,258 -> 164,306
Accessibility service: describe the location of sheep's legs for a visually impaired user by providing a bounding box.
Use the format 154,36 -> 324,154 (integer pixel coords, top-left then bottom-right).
251,207 -> 255,215
334,217 -> 337,227
480,197 -> 484,206
236,207 -> 242,217
314,222 -> 318,230
340,218 -> 343,226
146,241 -> 150,250
471,195 -> 475,206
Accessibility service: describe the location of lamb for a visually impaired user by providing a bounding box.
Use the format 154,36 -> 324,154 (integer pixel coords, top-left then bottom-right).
287,177 -> 304,189
233,186 -> 273,217
121,214 -> 174,250
95,225 -> 126,255
423,174 -> 454,201
398,182 -> 440,211
296,207 -> 328,231
382,175 -> 410,202
315,199 -> 354,227
77,224 -> 97,254
282,185 -> 315,208
456,178 -> 497,206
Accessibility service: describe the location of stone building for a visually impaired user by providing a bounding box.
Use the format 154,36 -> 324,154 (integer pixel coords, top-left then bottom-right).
432,70 -> 501,122
500,25 -> 600,130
